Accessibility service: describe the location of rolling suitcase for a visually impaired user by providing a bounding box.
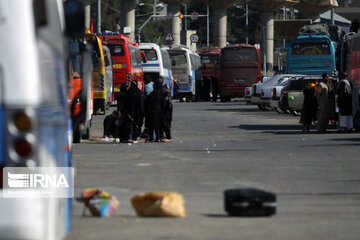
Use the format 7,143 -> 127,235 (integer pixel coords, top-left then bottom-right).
224,188 -> 276,216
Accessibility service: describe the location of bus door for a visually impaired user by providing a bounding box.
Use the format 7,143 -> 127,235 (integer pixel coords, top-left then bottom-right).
86,34 -> 107,115
102,45 -> 114,104
128,45 -> 145,92
161,49 -> 174,96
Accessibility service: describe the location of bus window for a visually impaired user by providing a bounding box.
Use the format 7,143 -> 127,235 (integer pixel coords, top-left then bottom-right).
108,45 -> 125,57
136,48 -> 142,66
222,48 -> 258,63
161,50 -> 171,70
103,50 -> 110,67
170,52 -> 187,65
143,49 -> 158,61
291,42 -> 331,56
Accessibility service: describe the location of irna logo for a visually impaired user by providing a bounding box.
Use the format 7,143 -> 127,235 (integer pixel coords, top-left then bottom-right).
8,172 -> 69,188
3,167 -> 74,198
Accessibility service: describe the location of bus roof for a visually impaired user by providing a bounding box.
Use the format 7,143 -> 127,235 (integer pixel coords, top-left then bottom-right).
222,43 -> 257,50
96,32 -> 133,45
295,35 -> 332,40
139,43 -> 161,49
197,46 -> 220,55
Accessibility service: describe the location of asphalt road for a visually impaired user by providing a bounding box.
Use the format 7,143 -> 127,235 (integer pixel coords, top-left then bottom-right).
66,100 -> 360,240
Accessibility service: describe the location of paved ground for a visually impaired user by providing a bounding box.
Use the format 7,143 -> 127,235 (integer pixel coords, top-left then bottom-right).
66,100 -> 360,240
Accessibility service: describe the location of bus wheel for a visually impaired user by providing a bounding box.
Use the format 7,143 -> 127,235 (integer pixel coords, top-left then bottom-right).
220,96 -> 230,102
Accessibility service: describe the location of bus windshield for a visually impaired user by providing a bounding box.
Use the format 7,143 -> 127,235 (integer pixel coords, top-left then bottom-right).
169,51 -> 188,66
201,55 -> 219,64
291,41 -> 331,56
108,44 -> 125,57
222,48 -> 258,63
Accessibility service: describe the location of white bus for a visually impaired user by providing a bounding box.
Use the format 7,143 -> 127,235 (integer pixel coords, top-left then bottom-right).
140,43 -> 174,95
166,45 -> 202,101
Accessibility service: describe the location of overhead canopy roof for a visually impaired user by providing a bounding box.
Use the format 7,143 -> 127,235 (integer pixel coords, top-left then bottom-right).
243,0 -> 300,11
296,0 -> 339,15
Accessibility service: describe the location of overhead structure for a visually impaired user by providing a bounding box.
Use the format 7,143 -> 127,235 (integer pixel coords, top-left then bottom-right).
296,0 -> 339,21
243,0 -> 300,11
120,0 -> 136,41
240,1 -> 300,72
205,0 -> 242,48
161,0 -> 188,45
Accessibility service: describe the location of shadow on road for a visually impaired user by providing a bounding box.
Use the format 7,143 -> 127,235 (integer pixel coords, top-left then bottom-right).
329,137 -> 360,142
204,108 -> 259,113
230,124 -> 306,135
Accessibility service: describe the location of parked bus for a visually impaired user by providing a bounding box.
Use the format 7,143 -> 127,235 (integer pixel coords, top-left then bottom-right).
97,32 -> 145,100
340,32 -> 360,128
140,43 -> 174,95
167,45 -> 202,101
197,46 -> 220,101
0,0 -> 84,238
86,31 -> 108,115
102,44 -> 114,105
286,35 -> 337,75
219,44 -> 261,102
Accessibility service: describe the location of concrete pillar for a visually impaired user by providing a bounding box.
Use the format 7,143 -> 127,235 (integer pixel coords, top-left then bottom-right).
165,4 -> 181,45
213,8 -> 227,48
260,11 -> 274,73
120,0 -> 136,42
85,5 -> 91,30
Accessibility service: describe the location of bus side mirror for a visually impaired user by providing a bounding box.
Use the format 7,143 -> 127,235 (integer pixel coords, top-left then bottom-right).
171,59 -> 176,66
64,0 -> 85,38
140,52 -> 147,63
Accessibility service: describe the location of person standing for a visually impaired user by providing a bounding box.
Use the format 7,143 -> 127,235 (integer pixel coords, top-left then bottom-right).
125,81 -> 144,142
160,83 -> 173,142
142,76 -> 154,139
316,73 -> 335,133
146,80 -> 162,142
300,82 -> 318,132
336,72 -> 353,133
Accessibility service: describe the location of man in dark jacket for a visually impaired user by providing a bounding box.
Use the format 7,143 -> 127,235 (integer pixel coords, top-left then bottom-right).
146,80 -> 162,142
336,72 -> 353,132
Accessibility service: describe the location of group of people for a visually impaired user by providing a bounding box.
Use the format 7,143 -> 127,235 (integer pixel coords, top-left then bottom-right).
103,76 -> 173,143
300,72 -> 354,133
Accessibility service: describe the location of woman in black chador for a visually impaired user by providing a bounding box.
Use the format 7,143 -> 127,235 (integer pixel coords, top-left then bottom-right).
125,81 -> 144,142
300,82 -> 318,132
160,84 -> 173,142
146,80 -> 162,142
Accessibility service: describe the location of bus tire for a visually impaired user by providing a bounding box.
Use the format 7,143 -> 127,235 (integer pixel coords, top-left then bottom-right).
220,96 -> 230,102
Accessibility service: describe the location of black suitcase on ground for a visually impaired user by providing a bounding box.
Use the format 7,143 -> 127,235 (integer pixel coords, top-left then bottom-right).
224,188 -> 276,217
